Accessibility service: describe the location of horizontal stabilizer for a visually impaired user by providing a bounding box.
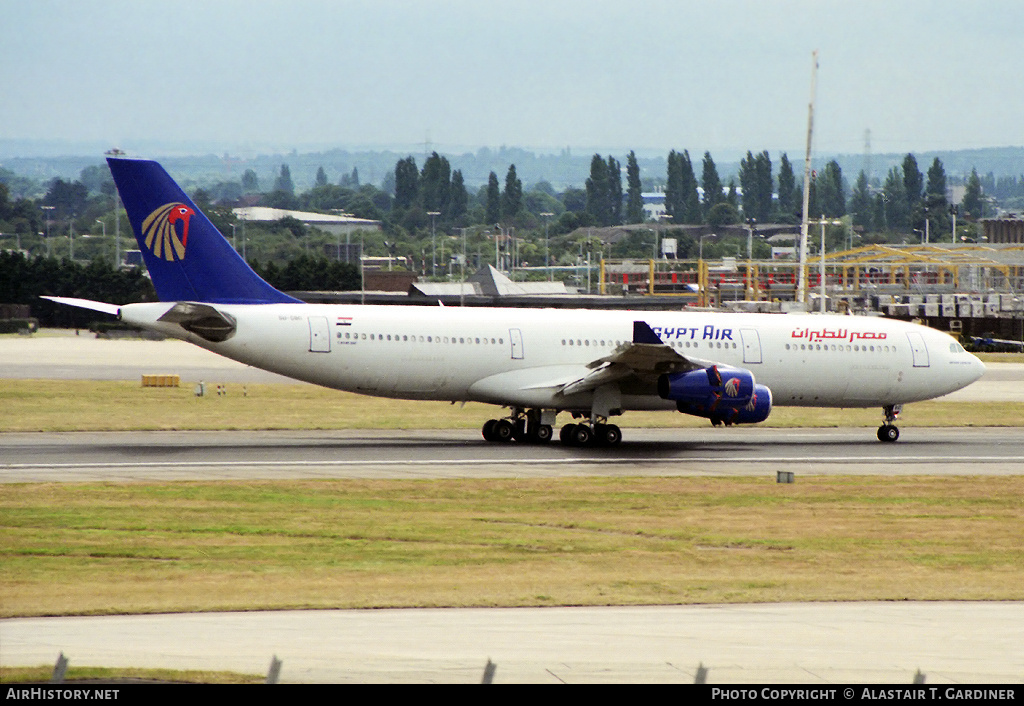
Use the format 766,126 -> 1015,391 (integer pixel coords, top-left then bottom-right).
41,296 -> 120,316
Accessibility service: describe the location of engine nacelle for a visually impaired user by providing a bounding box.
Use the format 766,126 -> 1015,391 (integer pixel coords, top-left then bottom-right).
658,366 -> 772,425
658,365 -> 755,406
676,383 -> 772,425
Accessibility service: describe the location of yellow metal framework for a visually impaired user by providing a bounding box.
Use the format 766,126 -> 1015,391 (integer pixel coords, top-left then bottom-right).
598,245 -> 1024,304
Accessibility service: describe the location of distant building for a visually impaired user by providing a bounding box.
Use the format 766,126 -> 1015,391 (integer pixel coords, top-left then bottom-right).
983,216 -> 1024,244
364,269 -> 419,292
410,265 -> 569,298
641,192 -> 666,222
642,187 -> 745,224
233,206 -> 381,235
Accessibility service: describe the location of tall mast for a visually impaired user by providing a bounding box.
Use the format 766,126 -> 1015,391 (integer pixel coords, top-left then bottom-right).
797,50 -> 819,307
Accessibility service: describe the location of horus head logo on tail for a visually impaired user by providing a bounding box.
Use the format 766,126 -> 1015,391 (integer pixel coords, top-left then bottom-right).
142,203 -> 195,261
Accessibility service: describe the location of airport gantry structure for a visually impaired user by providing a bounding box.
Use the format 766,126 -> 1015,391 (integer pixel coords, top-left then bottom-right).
598,243 -> 1024,337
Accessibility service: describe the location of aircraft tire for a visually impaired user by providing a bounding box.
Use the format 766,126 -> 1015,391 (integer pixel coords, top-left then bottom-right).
493,419 -> 515,442
601,424 -> 622,446
531,424 -> 553,443
482,419 -> 497,442
572,423 -> 594,446
560,424 -> 577,445
877,424 -> 900,443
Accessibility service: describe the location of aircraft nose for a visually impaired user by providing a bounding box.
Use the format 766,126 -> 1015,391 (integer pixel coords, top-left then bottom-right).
970,353 -> 986,383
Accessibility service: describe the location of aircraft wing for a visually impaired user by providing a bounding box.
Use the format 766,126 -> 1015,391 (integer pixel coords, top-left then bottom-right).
553,321 -> 710,398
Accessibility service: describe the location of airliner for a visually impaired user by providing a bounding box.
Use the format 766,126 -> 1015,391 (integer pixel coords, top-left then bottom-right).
47,158 -> 985,446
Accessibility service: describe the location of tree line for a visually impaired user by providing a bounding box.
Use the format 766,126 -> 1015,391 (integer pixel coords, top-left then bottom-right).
0,250 -> 154,327
1,145 -> 1017,303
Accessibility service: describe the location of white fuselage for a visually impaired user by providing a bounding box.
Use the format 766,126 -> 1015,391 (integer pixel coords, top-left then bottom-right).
119,303 -> 985,416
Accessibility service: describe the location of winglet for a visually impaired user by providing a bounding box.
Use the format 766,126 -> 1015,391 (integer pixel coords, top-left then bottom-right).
632,321 -> 663,345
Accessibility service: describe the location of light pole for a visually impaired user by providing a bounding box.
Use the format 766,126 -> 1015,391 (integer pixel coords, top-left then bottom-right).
105,149 -> 124,269
809,216 -> 843,313
427,211 -> 440,277
540,212 -> 554,281
494,224 -> 503,271
95,220 -> 107,265
745,217 -> 757,260
460,228 -> 467,307
42,205 -> 55,258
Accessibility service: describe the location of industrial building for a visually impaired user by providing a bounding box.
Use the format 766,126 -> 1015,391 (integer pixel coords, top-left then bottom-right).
232,206 -> 381,235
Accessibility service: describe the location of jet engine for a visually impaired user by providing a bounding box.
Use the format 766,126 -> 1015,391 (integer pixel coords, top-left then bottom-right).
657,365 -> 772,425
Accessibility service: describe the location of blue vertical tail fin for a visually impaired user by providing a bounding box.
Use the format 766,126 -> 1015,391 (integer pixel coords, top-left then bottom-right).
108,157 -> 300,304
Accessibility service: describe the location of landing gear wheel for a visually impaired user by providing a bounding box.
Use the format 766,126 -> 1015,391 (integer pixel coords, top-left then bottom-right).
599,424 -> 622,447
482,419 -> 498,441
492,419 -> 515,442
878,404 -> 902,443
877,424 -> 900,443
531,424 -> 553,444
572,423 -> 594,446
560,423 -> 578,445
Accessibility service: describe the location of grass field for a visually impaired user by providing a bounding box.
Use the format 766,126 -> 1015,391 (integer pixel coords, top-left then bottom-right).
2,378 -> 1023,432
2,476 -> 1023,618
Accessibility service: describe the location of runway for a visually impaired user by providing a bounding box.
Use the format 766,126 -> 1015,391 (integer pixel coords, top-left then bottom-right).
2,427 -> 1024,483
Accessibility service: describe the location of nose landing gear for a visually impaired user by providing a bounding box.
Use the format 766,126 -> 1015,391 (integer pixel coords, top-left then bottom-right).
877,404 -> 902,443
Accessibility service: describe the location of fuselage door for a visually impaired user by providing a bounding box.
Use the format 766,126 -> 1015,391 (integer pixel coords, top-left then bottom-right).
740,328 -> 763,364
906,331 -> 929,367
309,316 -> 331,353
509,328 -> 524,360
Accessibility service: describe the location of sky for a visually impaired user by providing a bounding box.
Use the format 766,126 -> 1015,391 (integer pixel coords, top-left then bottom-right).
2,0 -> 1023,159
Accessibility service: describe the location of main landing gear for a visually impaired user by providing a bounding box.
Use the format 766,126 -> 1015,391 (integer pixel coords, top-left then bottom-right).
481,409 -> 622,447
481,409 -> 553,444
559,421 -> 622,447
877,404 -> 902,443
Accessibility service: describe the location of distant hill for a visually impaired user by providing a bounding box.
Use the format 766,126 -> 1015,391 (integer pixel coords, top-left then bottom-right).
2,140 -> 1021,194
825,146 -> 1024,184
